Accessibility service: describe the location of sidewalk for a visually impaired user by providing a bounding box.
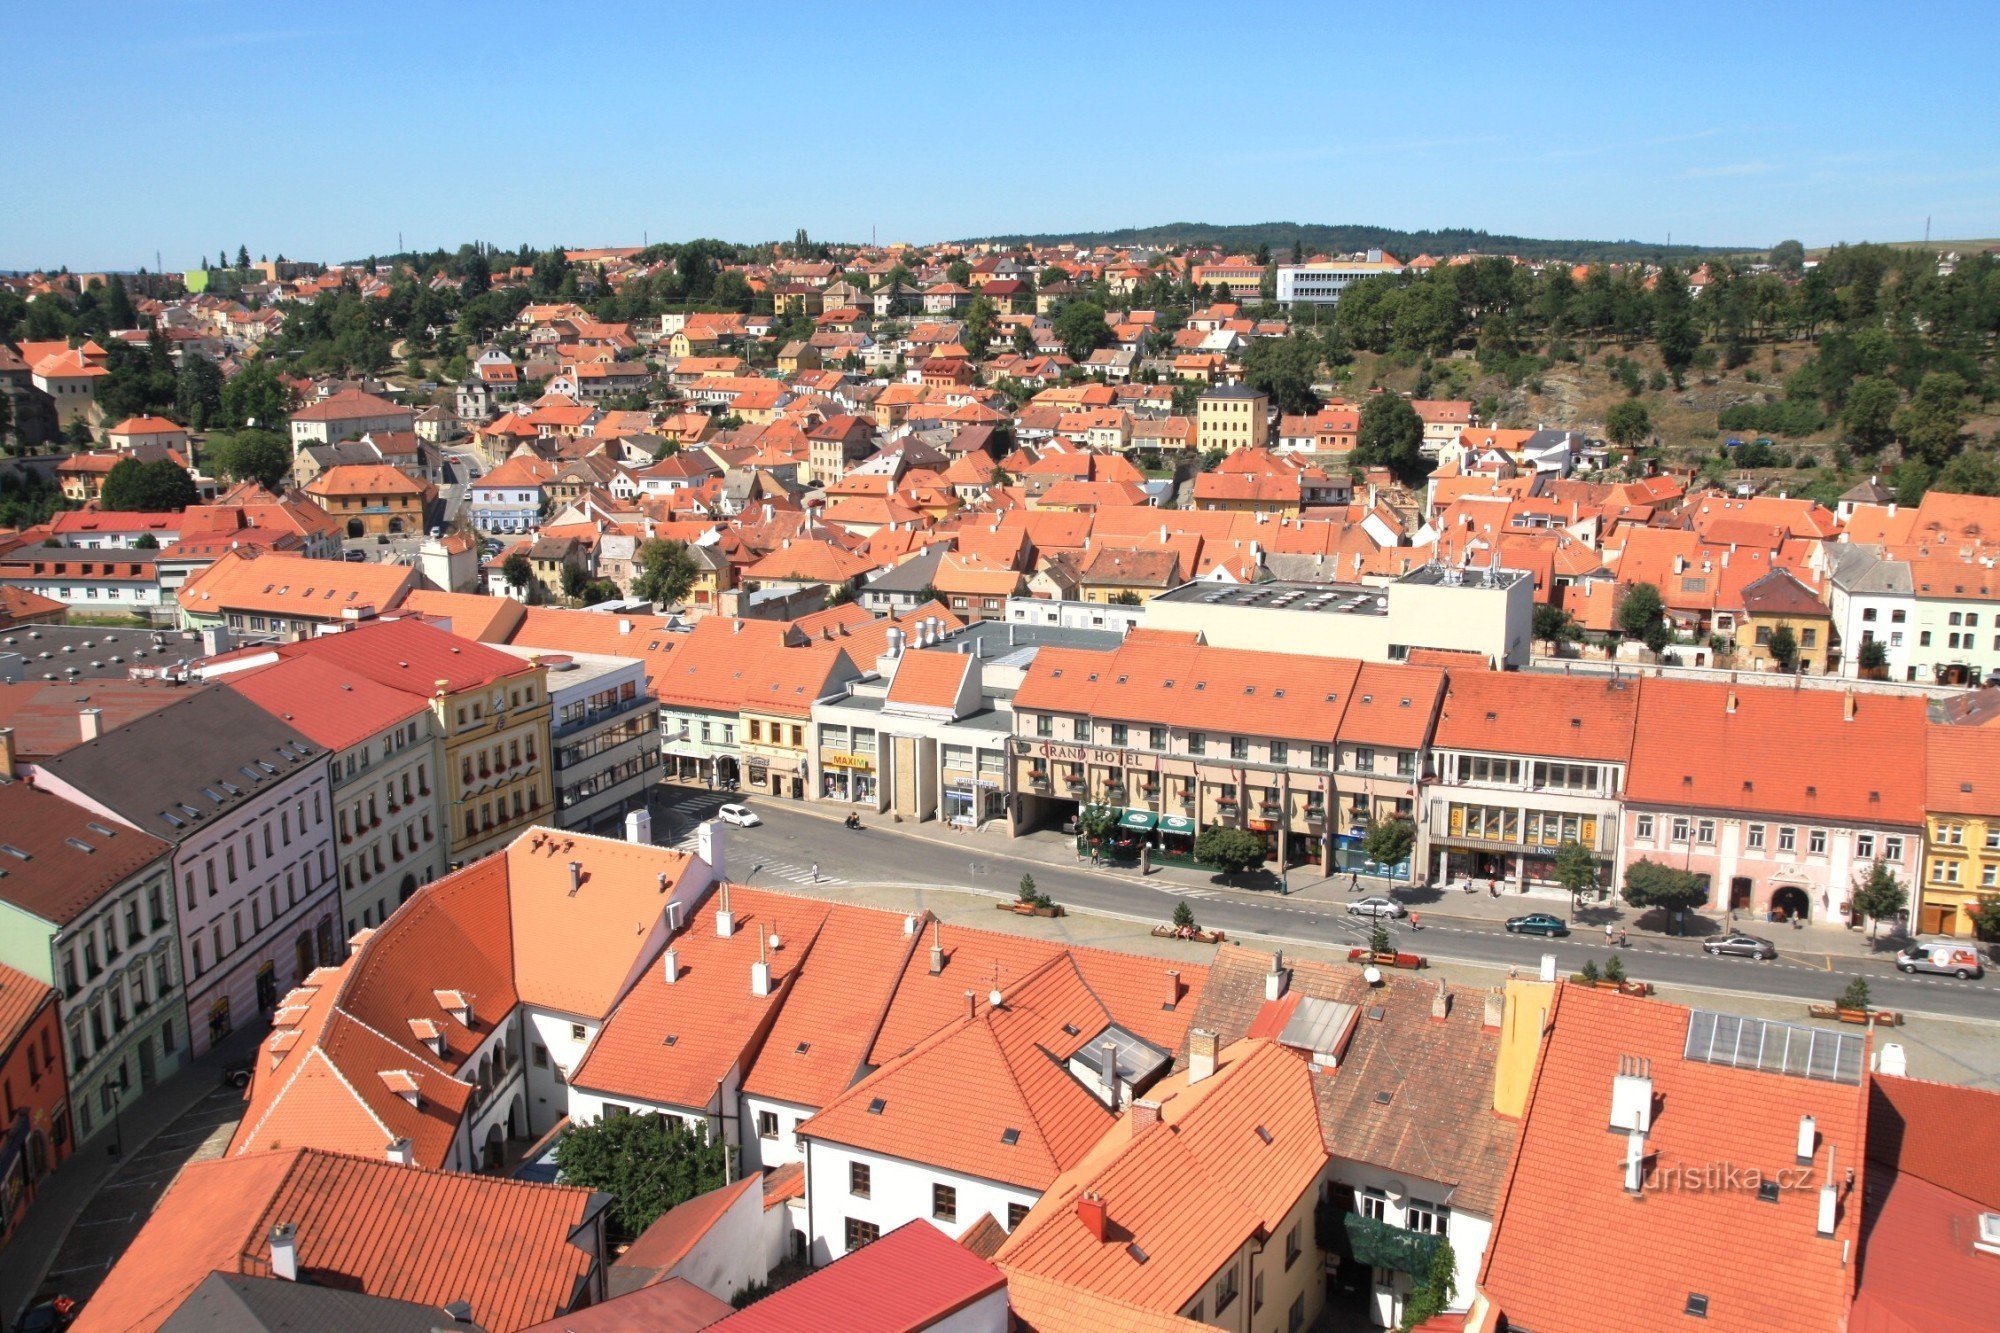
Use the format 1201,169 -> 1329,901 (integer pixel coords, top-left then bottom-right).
732,786 -> 1908,962
0,1025 -> 262,1323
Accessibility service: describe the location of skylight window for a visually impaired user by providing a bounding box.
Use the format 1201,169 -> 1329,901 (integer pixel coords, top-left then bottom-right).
661,1034 -> 678,1046
867,1097 -> 886,1115
0,845 -> 29,860
1000,1128 -> 1020,1145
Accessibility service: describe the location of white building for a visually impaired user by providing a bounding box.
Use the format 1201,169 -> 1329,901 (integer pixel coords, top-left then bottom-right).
494,648 -> 661,837
1276,250 -> 1406,306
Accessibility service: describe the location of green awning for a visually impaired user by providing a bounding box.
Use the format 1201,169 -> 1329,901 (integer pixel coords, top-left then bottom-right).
1158,814 -> 1196,836
1118,809 -> 1158,831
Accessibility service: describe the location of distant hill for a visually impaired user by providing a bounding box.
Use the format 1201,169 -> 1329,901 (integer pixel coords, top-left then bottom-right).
963,220 -> 1753,264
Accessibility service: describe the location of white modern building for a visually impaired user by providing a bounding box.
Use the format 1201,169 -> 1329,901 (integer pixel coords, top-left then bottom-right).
1275,250 -> 1406,306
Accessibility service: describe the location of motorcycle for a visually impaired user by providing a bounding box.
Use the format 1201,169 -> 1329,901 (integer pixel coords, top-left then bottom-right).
843,813 -> 863,830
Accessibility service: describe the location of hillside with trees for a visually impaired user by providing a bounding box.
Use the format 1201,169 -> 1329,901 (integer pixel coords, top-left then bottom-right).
966,220 -> 1745,264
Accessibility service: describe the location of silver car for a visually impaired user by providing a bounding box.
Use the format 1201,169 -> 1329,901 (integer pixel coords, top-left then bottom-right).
1347,896 -> 1406,919
1704,933 -> 1777,960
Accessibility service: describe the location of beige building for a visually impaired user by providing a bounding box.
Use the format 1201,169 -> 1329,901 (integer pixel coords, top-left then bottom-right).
1195,385 -> 1270,453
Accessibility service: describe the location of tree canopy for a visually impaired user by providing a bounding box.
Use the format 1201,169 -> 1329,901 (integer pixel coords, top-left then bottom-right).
100,457 -> 198,511
552,1113 -> 730,1239
632,538 -> 698,606
206,429 -> 291,491
1352,394 -> 1427,486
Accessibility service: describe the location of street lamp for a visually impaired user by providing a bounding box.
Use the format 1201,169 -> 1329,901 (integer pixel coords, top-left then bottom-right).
106,1082 -> 125,1160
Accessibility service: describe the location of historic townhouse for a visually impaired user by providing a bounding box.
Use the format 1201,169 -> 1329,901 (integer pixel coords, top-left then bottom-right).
1424,671 -> 1641,893
36,689 -> 338,1056
1010,631 -> 1442,877
0,781 -> 184,1149
1917,723 -> 2000,936
1620,681 -> 1926,928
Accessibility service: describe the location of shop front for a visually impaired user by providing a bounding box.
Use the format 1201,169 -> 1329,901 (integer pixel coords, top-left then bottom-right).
944,778 -> 1005,826
820,751 -> 879,805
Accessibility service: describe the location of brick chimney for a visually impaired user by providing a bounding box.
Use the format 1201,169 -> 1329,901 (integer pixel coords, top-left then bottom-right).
1076,1191 -> 1108,1242
1431,979 -> 1451,1021
1132,1099 -> 1162,1131
1163,968 -> 1181,1011
1483,988 -> 1505,1030
1188,1028 -> 1219,1085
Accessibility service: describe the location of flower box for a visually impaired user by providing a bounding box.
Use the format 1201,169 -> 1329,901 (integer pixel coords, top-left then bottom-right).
998,902 -> 1065,918
1347,949 -> 1426,969
1152,925 -> 1227,943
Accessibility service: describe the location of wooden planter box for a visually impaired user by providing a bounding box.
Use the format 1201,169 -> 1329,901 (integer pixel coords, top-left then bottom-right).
1348,949 -> 1427,969
999,902 -> 1065,918
1808,1004 -> 1903,1027
1153,925 -> 1227,943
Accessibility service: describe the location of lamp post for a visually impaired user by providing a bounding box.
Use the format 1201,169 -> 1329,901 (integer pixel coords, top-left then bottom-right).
106,1082 -> 125,1160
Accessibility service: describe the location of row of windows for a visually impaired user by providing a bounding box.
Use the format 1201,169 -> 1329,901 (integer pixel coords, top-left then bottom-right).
1930,859 -> 2000,887
463,789 -> 541,841
1634,815 -> 1905,862
748,720 -> 806,748
189,872 -> 323,980
182,796 -> 327,914
68,953 -> 176,1067
1933,823 -> 2000,849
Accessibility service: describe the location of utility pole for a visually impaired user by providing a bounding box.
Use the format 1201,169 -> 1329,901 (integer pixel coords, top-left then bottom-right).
1924,216 -> 1931,244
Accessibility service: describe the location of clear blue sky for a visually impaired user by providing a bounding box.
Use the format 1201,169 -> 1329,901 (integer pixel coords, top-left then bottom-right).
7,0 -> 1995,271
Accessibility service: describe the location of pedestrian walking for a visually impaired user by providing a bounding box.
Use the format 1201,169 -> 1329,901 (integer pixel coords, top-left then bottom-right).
1349,872 -> 1360,892
1410,912 -> 1422,931
810,862 -> 819,884
1605,923 -> 1616,946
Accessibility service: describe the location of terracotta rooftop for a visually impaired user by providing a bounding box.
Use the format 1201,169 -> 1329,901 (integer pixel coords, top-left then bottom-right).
0,779 -> 172,927
713,1220 -> 1003,1333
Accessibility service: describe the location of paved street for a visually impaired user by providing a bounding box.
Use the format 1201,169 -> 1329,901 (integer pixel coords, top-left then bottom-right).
647,784 -> 2000,1025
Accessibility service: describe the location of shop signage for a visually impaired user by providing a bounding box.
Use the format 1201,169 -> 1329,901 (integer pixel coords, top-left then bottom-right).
1017,738 -> 1158,767
822,752 -> 874,771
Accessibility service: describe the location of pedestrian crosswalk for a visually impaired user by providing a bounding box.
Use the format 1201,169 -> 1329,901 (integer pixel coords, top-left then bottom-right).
663,828 -> 847,888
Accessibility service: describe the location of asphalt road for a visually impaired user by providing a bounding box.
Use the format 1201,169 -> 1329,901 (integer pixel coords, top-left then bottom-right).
647,788 -> 2000,1024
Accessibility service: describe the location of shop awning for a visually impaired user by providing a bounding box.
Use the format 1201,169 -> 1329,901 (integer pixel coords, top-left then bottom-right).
1118,809 -> 1158,831
1158,814 -> 1196,836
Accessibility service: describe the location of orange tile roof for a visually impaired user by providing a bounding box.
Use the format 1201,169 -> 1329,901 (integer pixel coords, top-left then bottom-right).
222,654 -> 431,752
1433,669 -> 1643,763
1627,679 -> 1926,825
1922,723 -> 2000,815
1002,1268 -> 1208,1332
1479,985 -> 1866,1333
1014,637 -> 1361,741
0,961 -> 55,1069
177,549 -> 416,620
75,1147 -> 601,1333
399,589 -> 528,642
995,1039 -> 1324,1314
885,648 -> 973,711
303,463 -> 428,498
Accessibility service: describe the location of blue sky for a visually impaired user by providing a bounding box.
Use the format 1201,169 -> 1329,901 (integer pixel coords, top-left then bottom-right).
7,0 -> 1995,271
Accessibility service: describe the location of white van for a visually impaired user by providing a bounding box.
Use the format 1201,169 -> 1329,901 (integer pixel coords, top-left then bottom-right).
1896,941 -> 1986,980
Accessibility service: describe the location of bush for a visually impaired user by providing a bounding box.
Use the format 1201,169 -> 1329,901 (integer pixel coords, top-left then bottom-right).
1837,977 -> 1872,1012
1579,960 -> 1600,983
1171,901 -> 1197,932
1603,955 -> 1626,984
1717,401 -> 1827,438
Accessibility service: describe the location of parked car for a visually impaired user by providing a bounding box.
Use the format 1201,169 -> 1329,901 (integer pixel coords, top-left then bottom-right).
1506,913 -> 1569,937
1704,933 -> 1778,960
343,549 -> 367,562
1347,897 -> 1405,919
717,803 -> 761,828
1896,941 -> 1984,979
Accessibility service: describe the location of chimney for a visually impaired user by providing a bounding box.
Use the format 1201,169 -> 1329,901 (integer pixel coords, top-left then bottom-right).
1099,1041 -> 1120,1109
965,989 -> 977,1020
665,900 -> 682,932
928,921 -> 944,975
1264,951 -> 1289,1002
903,913 -> 919,937
1539,953 -> 1558,983
1482,988 -> 1505,1030
79,707 -> 103,742
662,947 -> 680,984
567,860 -> 583,895
1431,979 -> 1451,1021
386,1136 -> 413,1166
625,808 -> 653,845
1188,1028 -> 1218,1085
1796,1114 -> 1817,1165
697,818 -> 725,879
268,1224 -> 299,1281
1164,968 -> 1181,1011
1843,690 -> 1857,722
1076,1191 -> 1108,1242
751,934 -> 772,997
1132,1099 -> 1161,1131
0,727 -> 14,780
716,879 -> 735,937
1726,690 -> 1738,714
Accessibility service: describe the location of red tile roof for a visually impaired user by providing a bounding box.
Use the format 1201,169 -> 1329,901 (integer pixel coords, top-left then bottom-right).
0,780 -> 172,927
885,649 -> 971,712
1479,985 -> 1867,1333
223,654 -> 431,752
713,1220 -> 1004,1333
0,961 -> 55,1070
1432,669 -> 1643,763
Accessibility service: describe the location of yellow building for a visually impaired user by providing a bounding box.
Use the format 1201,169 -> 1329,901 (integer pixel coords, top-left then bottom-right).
304,464 -> 434,538
1919,725 -> 2000,936
1729,570 -> 1833,674
1195,384 -> 1269,453
434,654 -> 554,865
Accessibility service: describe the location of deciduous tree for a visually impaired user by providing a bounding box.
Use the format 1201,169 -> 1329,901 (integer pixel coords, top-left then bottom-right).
552,1113 -> 729,1239
1352,394 -> 1426,486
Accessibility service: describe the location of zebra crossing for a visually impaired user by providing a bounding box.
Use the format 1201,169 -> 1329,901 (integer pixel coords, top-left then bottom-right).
662,827 -> 848,887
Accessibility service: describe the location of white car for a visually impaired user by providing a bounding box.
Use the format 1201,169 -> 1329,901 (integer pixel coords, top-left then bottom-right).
718,804 -> 761,828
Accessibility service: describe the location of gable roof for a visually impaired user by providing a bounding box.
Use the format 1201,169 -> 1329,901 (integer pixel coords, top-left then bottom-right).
713,1220 -> 1003,1333
0,779 -> 172,927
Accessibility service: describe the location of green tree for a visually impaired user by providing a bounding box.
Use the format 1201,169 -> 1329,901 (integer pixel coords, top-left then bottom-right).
1620,858 -> 1710,929
1840,376 -> 1900,452
962,296 -> 997,355
1107,590 -> 1143,606
100,457 -> 198,511
1769,240 -> 1806,274
945,260 -> 972,287
502,551 -> 533,594
133,532 -> 159,550
1969,895 -> 2000,942
1400,1237 -> 1459,1332
1836,976 -> 1872,1013
1360,818 -> 1415,870
1240,335 -> 1320,415
220,361 -> 290,429
1856,639 -> 1889,674
1553,840 -> 1599,909
1052,300 -> 1112,360
1894,371 -> 1968,467
560,563 -> 587,603
1604,399 -> 1651,448
1651,264 -> 1700,388
1617,582 -> 1671,652
1935,450 -> 2000,498
1171,900 -> 1198,932
206,429 -> 292,491
1352,393 -> 1427,486
1194,825 -> 1267,876
632,538 -> 698,606
1533,602 -> 1578,647
1850,862 -> 1907,938
175,356 -> 226,431
1766,623 -> 1798,671
552,1112 -> 730,1239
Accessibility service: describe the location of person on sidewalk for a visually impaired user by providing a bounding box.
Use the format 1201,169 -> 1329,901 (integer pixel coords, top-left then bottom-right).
1349,872 -> 1360,892
810,862 -> 819,883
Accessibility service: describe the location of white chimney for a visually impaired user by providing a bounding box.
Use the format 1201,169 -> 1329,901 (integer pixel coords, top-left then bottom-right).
1610,1055 -> 1654,1134
751,935 -> 772,997
1796,1114 -> 1817,1165
928,920 -> 945,975
625,808 -> 653,844
1264,950 -> 1289,1002
79,707 -> 102,742
1623,1127 -> 1646,1194
1539,953 -> 1558,983
716,879 -> 735,937
697,818 -> 726,880
386,1136 -> 414,1166
1188,1028 -> 1218,1085
903,913 -> 919,937
269,1224 -> 299,1281
1099,1042 -> 1120,1109
662,947 -> 680,984
1876,1042 -> 1908,1076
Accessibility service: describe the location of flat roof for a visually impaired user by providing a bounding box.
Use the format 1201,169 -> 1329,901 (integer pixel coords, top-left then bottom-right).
1399,564 -> 1532,590
1151,579 -> 1390,616
0,625 -> 209,683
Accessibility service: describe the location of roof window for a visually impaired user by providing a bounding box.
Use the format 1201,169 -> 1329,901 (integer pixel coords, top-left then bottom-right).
867,1097 -> 887,1115
1000,1128 -> 1021,1145
1685,1294 -> 1709,1319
